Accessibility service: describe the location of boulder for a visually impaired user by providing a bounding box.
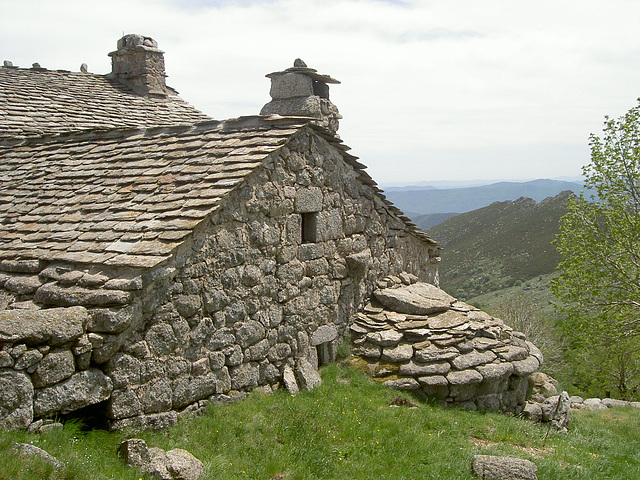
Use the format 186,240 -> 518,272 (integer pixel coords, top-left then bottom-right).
12,443 -> 64,471
119,439 -> 204,480
472,455 -> 537,480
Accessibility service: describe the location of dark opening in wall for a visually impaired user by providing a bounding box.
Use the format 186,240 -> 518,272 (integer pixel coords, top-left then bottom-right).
301,212 -> 318,243
316,341 -> 335,367
59,400 -> 109,431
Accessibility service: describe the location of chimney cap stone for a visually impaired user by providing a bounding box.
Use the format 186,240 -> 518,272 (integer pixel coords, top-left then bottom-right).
266,59 -> 340,85
115,34 -> 161,52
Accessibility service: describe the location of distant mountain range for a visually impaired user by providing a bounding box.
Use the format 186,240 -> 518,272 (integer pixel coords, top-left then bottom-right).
383,179 -> 587,220
424,191 -> 572,299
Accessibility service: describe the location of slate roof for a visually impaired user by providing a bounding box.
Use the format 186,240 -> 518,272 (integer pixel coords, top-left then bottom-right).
0,66 -> 211,139
0,116 -> 436,271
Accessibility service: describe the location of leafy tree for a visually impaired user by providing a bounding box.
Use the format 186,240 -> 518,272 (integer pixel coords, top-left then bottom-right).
493,293 -> 566,380
552,101 -> 640,399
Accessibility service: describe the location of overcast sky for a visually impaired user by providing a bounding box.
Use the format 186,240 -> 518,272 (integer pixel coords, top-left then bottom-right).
3,0 -> 640,184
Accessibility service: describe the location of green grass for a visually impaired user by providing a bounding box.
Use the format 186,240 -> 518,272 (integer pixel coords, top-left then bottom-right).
2,365 -> 639,479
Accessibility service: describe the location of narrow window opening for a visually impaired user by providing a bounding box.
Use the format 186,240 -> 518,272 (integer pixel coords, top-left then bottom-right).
301,212 -> 318,243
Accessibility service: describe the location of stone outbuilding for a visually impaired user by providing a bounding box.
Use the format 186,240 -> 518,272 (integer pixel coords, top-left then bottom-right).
0,35 -> 440,430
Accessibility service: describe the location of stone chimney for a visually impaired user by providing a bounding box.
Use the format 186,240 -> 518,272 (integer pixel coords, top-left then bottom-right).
109,34 -> 167,96
260,59 -> 342,134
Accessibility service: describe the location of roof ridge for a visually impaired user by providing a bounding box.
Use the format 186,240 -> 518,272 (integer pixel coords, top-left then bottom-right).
1,116 -> 315,149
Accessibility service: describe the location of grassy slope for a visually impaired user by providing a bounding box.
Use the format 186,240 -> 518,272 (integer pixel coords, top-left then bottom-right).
425,192 -> 571,299
469,273 -> 559,319
1,365 -> 639,480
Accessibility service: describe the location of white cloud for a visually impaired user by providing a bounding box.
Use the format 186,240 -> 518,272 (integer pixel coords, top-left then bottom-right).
3,0 -> 640,183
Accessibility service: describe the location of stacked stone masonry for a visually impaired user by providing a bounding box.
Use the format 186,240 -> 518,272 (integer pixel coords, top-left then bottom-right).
0,120 -> 439,430
350,278 -> 542,413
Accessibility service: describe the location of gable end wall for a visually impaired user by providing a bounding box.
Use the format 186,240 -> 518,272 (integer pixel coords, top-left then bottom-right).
0,129 -> 439,430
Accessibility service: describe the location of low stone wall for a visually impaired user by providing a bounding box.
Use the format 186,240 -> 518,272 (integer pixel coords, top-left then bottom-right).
0,307 -> 113,429
350,277 -> 542,413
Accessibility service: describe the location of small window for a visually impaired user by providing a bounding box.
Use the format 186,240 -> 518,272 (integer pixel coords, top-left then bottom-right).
301,212 -> 318,243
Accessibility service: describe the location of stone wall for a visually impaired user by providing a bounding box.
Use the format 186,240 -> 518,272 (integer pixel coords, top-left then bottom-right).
350,277 -> 542,413
103,129 -> 439,429
0,307 -> 113,429
0,129 -> 439,429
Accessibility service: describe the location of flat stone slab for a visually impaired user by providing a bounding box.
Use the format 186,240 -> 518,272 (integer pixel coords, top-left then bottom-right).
34,368 -> 113,417
0,306 -> 88,346
373,283 -> 455,315
472,455 -> 537,480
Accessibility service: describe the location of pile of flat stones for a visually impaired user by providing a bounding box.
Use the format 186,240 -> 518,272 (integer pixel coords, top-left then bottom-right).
350,276 -> 542,412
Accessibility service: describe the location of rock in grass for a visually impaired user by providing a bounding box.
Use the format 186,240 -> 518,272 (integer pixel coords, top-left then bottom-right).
472,455 -> 537,480
12,443 -> 64,470
119,438 -> 204,480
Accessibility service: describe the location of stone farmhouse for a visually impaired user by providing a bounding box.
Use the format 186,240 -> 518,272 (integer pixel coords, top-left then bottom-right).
0,35 -> 442,430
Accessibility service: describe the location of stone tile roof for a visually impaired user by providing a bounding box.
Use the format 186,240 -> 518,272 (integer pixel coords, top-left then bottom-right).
0,66 -> 211,139
0,116 -> 437,271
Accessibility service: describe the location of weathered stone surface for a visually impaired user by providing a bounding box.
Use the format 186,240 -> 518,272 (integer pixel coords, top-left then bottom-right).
163,448 -> 205,480
601,398 -> 630,408
414,345 -> 458,363
381,344 -> 413,362
3,275 -> 43,294
32,350 -> 75,388
447,369 -> 483,385
0,306 -> 88,346
399,361 -> 450,376
295,357 -> 322,390
428,310 -> 468,330
108,389 -> 143,419
139,378 -> 173,413
34,283 -> 132,307
512,356 -> 540,376
522,402 -> 543,422
270,72 -> 314,100
235,321 -> 265,348
366,330 -> 403,347
110,411 -> 178,432
34,368 -> 113,417
374,283 -> 454,315
0,370 -> 34,429
14,349 -> 43,370
172,374 -> 217,409
452,350 -> 497,370
146,323 -> 178,356
0,259 -> 41,273
230,363 -> 259,390
283,364 -> 299,395
12,443 -> 65,470
89,306 -> 135,333
294,187 -> 322,213
476,362 -> 514,381
472,455 -> 538,480
383,377 -> 420,390
582,398 -> 607,411
118,438 -> 152,468
345,249 -> 371,278
310,325 -> 338,346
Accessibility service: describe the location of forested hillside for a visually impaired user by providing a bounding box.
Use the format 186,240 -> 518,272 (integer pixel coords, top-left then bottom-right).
426,191 -> 572,299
